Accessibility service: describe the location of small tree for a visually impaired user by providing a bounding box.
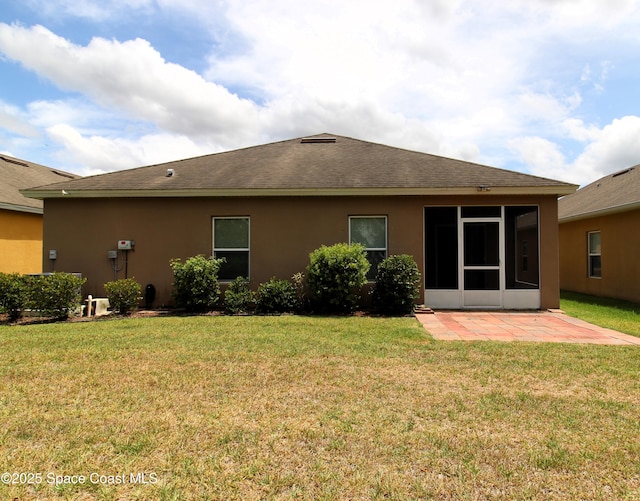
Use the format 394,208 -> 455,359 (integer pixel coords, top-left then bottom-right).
0,273 -> 28,321
371,254 -> 421,315
104,278 -> 143,315
256,277 -> 297,314
224,276 -> 255,314
306,243 -> 370,314
170,255 -> 224,312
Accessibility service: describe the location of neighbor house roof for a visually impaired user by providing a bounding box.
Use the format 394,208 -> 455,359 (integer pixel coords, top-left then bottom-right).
22,133 -> 577,199
1,155 -> 78,213
559,164 -> 640,223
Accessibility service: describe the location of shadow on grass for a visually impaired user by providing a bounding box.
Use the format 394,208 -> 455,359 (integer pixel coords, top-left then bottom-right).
561,290 -> 640,313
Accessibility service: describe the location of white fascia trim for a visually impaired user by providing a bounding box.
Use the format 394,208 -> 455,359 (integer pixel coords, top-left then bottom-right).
0,202 -> 43,214
559,200 -> 640,223
21,185 -> 576,199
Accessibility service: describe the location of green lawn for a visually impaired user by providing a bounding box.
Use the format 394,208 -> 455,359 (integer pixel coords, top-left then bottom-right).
1,315 -> 639,500
561,290 -> 640,337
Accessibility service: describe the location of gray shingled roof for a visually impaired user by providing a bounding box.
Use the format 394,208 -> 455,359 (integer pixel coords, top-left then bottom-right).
559,164 -> 640,222
1,155 -> 77,212
22,134 -> 576,198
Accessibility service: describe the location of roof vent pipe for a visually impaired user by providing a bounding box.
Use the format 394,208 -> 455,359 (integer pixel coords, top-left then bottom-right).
166,168 -> 174,177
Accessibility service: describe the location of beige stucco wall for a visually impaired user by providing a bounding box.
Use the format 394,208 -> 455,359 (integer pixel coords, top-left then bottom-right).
42,194 -> 561,309
559,209 -> 640,303
0,209 -> 43,274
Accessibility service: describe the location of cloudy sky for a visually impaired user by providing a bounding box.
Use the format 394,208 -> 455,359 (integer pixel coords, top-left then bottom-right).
1,0 -> 639,185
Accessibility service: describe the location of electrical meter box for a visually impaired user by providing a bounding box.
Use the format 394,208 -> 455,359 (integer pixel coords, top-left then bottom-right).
49,249 -> 57,260
117,240 -> 134,250
107,250 -> 118,259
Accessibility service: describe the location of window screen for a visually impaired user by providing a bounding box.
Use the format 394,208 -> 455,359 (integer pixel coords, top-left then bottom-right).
349,216 -> 387,280
213,217 -> 249,280
588,231 -> 601,278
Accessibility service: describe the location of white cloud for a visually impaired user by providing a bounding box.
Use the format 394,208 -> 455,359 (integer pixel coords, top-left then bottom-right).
562,118 -> 599,142
534,0 -> 639,29
47,124 -> 208,175
508,136 -> 569,181
0,23 -> 261,148
512,116 -> 640,185
23,0 -> 153,21
570,116 -> 640,179
1,1 -> 640,183
0,100 -> 40,137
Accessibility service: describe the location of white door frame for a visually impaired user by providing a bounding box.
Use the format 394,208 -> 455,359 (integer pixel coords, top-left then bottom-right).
460,213 -> 504,308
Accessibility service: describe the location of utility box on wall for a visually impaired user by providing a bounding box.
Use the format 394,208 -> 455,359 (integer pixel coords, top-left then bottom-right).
117,240 -> 134,250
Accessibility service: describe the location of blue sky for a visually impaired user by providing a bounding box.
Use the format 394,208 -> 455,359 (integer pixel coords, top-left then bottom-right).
1,0 -> 640,185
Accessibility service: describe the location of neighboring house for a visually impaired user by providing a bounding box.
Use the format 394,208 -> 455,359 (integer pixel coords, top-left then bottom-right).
558,164 -> 640,304
22,133 -> 576,309
1,154 -> 77,274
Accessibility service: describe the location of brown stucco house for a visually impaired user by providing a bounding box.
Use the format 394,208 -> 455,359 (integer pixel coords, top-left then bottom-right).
559,164 -> 640,304
1,155 -> 77,274
22,133 -> 576,309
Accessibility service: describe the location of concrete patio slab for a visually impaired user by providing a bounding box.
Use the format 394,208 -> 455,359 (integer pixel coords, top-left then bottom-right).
415,310 -> 640,345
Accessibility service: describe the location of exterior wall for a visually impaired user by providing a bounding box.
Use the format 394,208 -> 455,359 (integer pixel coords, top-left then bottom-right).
559,209 -> 640,303
42,194 -> 561,309
0,209 -> 43,274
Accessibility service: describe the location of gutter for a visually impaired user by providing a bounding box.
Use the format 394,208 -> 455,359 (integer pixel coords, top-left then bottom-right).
559,200 -> 640,223
0,201 -> 43,214
21,185 -> 577,200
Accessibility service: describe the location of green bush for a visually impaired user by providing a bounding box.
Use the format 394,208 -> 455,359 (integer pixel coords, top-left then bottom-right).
27,273 -> 86,319
306,243 -> 370,314
224,276 -> 255,314
170,255 -> 224,312
104,278 -> 143,315
256,277 -> 297,314
371,254 -> 421,315
0,273 -> 28,321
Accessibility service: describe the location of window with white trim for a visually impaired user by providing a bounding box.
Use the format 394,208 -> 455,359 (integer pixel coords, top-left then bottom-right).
588,231 -> 601,278
349,216 -> 387,280
213,217 -> 249,281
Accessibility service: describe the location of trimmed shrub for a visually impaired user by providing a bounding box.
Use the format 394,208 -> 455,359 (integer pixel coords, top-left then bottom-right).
170,255 -> 224,312
224,276 -> 255,314
256,277 -> 297,314
371,254 -> 421,315
306,243 -> 370,314
104,278 -> 143,315
27,273 -> 86,319
0,273 -> 28,321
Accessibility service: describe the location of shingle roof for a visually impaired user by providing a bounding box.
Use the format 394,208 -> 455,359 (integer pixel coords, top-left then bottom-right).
1,155 -> 78,213
22,133 -> 576,199
558,164 -> 640,222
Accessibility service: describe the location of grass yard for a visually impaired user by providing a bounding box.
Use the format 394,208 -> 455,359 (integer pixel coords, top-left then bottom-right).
1,315 -> 639,500
561,290 -> 640,338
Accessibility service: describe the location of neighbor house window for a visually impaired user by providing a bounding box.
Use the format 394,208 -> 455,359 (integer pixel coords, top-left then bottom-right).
349,216 -> 387,280
588,231 -> 601,278
213,217 -> 249,281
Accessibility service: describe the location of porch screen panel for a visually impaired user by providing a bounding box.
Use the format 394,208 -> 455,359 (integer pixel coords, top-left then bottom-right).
425,207 -> 458,289
463,222 -> 499,266
505,206 -> 539,289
